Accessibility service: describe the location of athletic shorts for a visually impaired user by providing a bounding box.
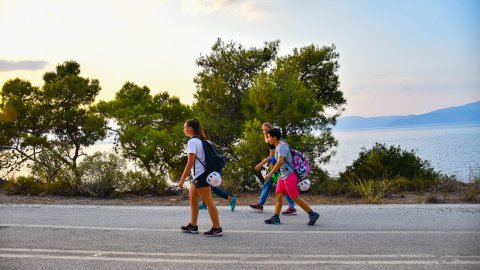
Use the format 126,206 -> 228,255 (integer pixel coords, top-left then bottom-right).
276,172 -> 299,199
193,171 -> 210,188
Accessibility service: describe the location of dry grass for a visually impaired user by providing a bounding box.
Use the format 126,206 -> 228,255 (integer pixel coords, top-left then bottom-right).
0,187 -> 475,206
350,179 -> 392,204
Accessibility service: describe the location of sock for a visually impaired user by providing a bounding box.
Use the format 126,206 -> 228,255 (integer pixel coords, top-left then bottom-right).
308,210 -> 315,216
273,214 -> 279,219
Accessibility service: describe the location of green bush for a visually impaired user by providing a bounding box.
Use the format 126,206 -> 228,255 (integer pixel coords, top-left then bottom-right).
31,150 -> 65,184
31,149 -> 75,195
3,175 -> 43,195
78,152 -> 127,197
313,178 -> 343,195
44,178 -> 74,195
339,143 -> 440,191
390,176 -> 410,193
308,167 -> 339,195
2,148 -> 76,196
125,171 -> 167,196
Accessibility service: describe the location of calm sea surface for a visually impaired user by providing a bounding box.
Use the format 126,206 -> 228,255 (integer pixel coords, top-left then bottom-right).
323,124 -> 480,182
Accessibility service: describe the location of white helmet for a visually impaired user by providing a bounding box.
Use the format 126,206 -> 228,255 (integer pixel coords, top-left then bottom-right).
207,171 -> 222,187
297,179 -> 311,191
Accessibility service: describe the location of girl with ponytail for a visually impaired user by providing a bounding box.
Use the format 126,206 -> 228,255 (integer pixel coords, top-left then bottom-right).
178,119 -> 223,236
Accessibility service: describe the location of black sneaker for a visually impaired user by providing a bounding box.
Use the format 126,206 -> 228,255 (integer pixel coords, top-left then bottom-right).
204,227 -> 223,237
181,223 -> 198,234
249,203 -> 264,212
264,215 -> 281,225
308,212 -> 320,226
281,207 -> 298,216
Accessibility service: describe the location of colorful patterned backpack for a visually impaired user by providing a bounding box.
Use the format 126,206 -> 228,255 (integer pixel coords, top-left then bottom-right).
287,148 -> 311,179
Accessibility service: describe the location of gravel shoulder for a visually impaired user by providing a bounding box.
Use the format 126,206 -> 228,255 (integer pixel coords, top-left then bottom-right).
0,187 -> 475,206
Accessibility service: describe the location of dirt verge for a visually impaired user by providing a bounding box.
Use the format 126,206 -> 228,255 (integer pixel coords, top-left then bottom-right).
0,186 -> 475,206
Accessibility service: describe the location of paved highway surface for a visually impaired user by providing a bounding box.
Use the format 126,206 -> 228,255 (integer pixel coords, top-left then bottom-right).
0,204 -> 479,269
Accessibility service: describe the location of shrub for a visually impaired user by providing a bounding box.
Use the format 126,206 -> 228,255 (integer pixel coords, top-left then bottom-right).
410,175 -> 428,194
434,175 -> 464,202
3,175 -> 43,196
464,185 -> 479,202
78,152 -> 127,197
390,176 -> 409,193
464,166 -> 480,202
31,150 -> 65,184
350,178 -> 393,204
313,178 -> 343,195
125,171 -> 167,196
44,178 -> 74,196
31,149 -> 75,195
308,167 -> 341,195
222,162 -> 260,192
425,194 -> 440,203
339,143 -> 440,191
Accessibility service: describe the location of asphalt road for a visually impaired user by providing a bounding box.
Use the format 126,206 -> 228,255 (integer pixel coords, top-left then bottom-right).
0,204 -> 479,270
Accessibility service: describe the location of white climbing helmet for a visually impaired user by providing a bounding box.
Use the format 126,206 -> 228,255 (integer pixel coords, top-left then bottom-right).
206,171 -> 222,187
297,179 -> 311,191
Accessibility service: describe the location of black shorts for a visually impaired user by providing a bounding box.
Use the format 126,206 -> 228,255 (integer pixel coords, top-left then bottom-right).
193,171 -> 210,188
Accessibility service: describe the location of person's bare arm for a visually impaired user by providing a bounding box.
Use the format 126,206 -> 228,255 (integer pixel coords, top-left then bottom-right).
179,153 -> 195,189
255,149 -> 275,171
264,156 -> 283,180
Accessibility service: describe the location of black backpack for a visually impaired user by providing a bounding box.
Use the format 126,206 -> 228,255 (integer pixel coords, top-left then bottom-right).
194,138 -> 226,173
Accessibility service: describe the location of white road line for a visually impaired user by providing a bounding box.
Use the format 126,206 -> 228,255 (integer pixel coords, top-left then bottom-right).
1,248 -> 480,260
1,223 -> 479,234
0,253 -> 479,265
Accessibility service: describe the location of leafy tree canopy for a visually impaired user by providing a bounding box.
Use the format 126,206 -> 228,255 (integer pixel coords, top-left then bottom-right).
96,82 -> 192,180
0,61 -> 106,182
194,39 -> 345,190
193,38 -> 280,151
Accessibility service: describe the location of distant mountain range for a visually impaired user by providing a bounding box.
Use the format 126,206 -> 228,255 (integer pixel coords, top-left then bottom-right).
334,101 -> 480,131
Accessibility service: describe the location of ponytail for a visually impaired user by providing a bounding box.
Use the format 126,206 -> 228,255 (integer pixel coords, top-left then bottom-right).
185,118 -> 207,140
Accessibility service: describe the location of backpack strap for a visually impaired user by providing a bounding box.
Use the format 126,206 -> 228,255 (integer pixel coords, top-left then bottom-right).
284,146 -> 300,179
195,156 -> 206,168
191,136 -> 207,176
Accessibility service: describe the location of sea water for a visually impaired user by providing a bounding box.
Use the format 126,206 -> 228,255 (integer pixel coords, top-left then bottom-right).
323,124 -> 480,182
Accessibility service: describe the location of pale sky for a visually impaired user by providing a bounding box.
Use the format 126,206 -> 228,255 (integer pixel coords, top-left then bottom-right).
1,0 -> 479,117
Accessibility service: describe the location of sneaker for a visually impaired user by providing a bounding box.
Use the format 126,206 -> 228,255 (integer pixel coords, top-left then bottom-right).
308,212 -> 320,226
204,227 -> 223,237
264,215 -> 281,225
198,202 -> 207,210
181,223 -> 199,234
229,197 -> 237,212
249,203 -> 263,212
282,207 -> 298,216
